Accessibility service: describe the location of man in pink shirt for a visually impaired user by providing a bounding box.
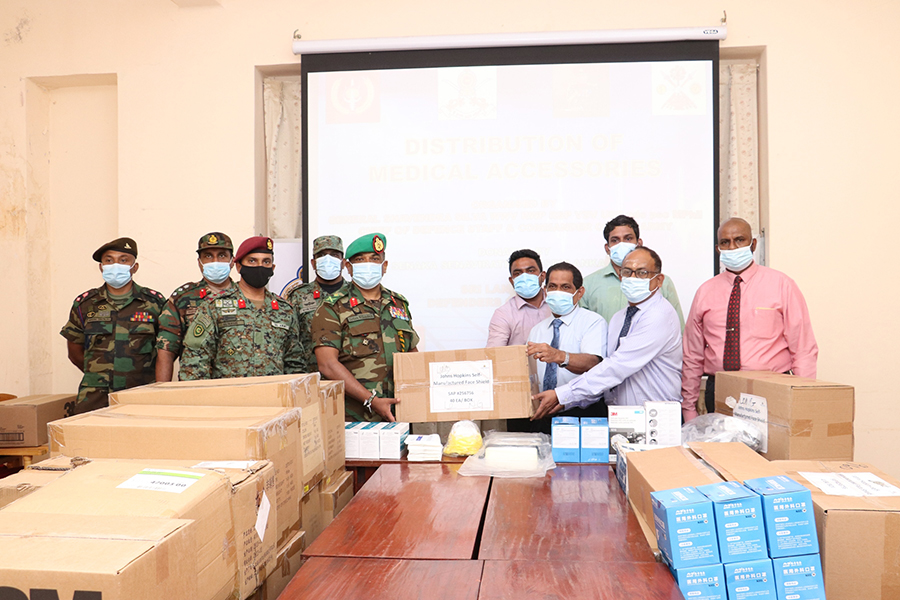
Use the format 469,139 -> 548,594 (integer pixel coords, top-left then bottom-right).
486,249 -> 551,347
682,218 -> 818,421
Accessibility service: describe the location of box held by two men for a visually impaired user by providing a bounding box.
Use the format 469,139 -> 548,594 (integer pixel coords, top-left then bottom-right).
394,345 -> 538,422
0,394 -> 72,447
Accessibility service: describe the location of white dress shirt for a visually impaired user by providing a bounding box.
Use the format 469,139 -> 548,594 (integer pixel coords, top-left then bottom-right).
528,305 -> 608,392
556,290 -> 682,408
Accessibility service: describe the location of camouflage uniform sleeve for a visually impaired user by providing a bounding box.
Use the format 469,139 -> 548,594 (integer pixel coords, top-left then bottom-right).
283,309 -> 306,374
406,301 -> 420,350
310,302 -> 343,350
178,301 -> 217,380
60,299 -> 86,345
155,296 -> 184,353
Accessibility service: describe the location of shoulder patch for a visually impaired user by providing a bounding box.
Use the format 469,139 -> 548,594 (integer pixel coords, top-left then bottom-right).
171,281 -> 199,298
73,288 -> 100,305
143,288 -> 165,301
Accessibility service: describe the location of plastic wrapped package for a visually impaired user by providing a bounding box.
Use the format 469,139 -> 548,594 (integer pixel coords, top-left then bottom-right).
443,420 -> 484,456
680,413 -> 763,450
457,431 -> 556,478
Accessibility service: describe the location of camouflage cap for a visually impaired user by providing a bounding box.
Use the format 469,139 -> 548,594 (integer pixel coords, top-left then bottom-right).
197,232 -> 234,254
312,235 -> 343,256
92,237 -> 138,262
346,233 -> 386,259
235,235 -> 274,261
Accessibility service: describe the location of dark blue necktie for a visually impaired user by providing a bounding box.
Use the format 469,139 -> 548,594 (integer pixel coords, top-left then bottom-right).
542,318 -> 563,391
616,306 -> 640,350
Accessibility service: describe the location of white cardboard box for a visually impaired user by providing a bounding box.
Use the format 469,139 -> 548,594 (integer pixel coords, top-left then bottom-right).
379,422 -> 409,460
644,401 -> 681,446
358,423 -> 387,460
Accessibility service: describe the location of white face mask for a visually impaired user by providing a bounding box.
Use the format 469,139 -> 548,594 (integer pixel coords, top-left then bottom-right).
102,263 -> 133,289
719,245 -> 754,272
609,242 -> 637,267
315,255 -> 343,281
545,290 -> 576,316
620,274 -> 658,304
351,262 -> 383,289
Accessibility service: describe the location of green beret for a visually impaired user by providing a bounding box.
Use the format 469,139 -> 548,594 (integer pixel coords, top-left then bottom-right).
197,232 -> 234,253
346,233 -> 387,259
312,235 -> 343,256
92,237 -> 138,262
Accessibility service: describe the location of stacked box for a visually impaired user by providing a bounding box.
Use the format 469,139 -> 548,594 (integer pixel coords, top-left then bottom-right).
318,380 -> 346,485
725,559 -> 777,599
551,416 -> 580,462
743,475 -> 819,558
696,481 -> 768,564
651,486 -> 720,569
672,563 -> 727,600
772,554 -> 825,600
0,394 -> 72,447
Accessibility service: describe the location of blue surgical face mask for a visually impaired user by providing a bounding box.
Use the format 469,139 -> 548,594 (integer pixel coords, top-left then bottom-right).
513,273 -> 541,300
102,263 -> 133,289
315,255 -> 343,281
620,274 -> 658,304
719,245 -> 754,272
351,262 -> 383,290
202,261 -> 232,284
609,242 -> 637,267
546,290 -> 576,316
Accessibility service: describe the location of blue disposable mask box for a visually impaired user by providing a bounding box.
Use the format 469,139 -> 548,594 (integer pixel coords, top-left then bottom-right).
651,486 -> 720,569
725,559 -> 777,600
551,416 -> 580,463
672,563 -> 727,600
773,554 -> 825,600
697,481 -> 768,564
579,417 -> 609,463
743,476 -> 819,558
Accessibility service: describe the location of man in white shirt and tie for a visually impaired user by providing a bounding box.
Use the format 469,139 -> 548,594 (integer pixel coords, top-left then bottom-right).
532,247 -> 682,420
524,262 -> 608,431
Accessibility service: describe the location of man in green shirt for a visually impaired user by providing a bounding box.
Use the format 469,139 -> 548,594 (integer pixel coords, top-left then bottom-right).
579,214 -> 684,328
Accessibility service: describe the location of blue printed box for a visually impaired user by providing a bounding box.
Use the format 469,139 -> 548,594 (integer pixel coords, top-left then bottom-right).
744,476 -> 819,558
697,481 -> 768,564
551,416 -> 580,462
773,554 -> 825,600
672,563 -> 727,600
725,559 -> 777,600
651,486 -> 720,569
579,417 -> 609,463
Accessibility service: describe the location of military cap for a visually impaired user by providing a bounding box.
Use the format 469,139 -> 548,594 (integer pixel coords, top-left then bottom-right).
312,235 -> 343,256
235,235 -> 274,261
92,237 -> 138,262
197,232 -> 234,254
346,233 -> 387,259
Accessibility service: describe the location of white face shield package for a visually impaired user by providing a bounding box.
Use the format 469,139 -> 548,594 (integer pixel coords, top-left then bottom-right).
680,413 -> 763,450
457,431 -> 555,478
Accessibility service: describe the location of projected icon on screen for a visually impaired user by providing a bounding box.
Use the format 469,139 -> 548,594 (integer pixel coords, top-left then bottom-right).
439,67 -> 497,120
651,61 -> 708,116
327,73 -> 380,123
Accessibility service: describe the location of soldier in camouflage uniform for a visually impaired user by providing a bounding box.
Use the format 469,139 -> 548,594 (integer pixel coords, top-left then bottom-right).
155,232 -> 237,381
179,236 -> 304,379
60,237 -> 166,415
311,232 -> 418,422
283,234 -> 350,373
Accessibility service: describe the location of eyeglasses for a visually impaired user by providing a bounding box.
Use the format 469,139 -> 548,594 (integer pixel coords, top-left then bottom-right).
619,268 -> 659,279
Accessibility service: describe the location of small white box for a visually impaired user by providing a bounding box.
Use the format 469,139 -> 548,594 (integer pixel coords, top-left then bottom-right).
379,422 -> 410,459
344,422 -> 366,460
358,422 -> 388,460
608,406 -> 646,462
644,401 -> 681,446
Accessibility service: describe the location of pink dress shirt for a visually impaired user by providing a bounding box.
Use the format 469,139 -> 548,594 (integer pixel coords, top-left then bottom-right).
681,262 -> 818,420
486,293 -> 551,347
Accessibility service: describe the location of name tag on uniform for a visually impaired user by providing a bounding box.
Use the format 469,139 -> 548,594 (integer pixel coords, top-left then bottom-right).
300,297 -> 318,313
271,321 -> 290,330
347,313 -> 376,323
389,306 -> 409,320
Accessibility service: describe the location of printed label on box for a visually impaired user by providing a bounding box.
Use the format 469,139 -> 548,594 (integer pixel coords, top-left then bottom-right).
429,360 -> 494,413
727,393 -> 768,453
116,468 -> 204,494
255,491 -> 271,542
799,471 -> 900,497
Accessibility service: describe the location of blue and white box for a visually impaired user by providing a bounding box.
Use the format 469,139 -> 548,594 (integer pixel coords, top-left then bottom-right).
672,563 -> 727,600
725,559 -> 777,600
379,422 -> 409,459
651,486 -> 720,569
697,481 -> 768,564
358,422 -> 388,460
551,416 -> 580,462
773,554 -> 825,600
344,422 -> 366,459
744,476 -> 819,558
579,417 -> 609,463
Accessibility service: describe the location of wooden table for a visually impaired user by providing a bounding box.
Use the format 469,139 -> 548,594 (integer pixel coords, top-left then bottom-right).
282,557 -> 484,600
479,465 -> 655,562
303,462 -> 491,560
345,455 -> 465,494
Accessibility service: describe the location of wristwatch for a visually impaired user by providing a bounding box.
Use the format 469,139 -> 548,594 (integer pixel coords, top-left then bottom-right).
363,390 -> 377,413
560,352 -> 570,369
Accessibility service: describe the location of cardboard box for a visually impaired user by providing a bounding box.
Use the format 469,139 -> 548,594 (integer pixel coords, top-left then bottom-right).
724,559 -> 777,600
608,406 -> 646,462
0,394 -> 72,447
379,422 -> 409,459
772,460 -> 900,600
322,469 -> 354,521
318,380 -> 346,483
772,554 -> 824,600
48,404 -> 303,547
687,442 -> 786,482
613,442 -> 676,496
394,345 -> 538,422
644,401 -> 681,446
4,458 -> 278,600
551,416 -> 580,463
696,481 -> 768,564
651,486 -> 720,569
111,374 -> 325,496
714,371 -> 854,461
0,467 -> 67,508
580,417 -> 609,463
248,530 -> 306,600
300,482 -> 327,545
0,513 -> 198,600
743,475 -> 819,558
672,563 -> 727,600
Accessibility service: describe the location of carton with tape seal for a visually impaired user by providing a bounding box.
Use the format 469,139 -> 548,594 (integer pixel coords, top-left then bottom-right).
551,416 -> 580,463
697,481 -> 768,564
743,475 -> 819,558
580,417 -> 609,463
672,563 -> 727,600
0,394 -> 72,447
248,530 -> 306,600
0,467 -> 67,509
714,371 -> 854,460
773,554 -> 824,600
651,486 -> 720,569
394,345 -> 538,422
318,380 -> 346,483
725,559 -> 777,600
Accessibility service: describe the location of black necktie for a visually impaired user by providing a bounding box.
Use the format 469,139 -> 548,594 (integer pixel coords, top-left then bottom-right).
617,305 -> 639,350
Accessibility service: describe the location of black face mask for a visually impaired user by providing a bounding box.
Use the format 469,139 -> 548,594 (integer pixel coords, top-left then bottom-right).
240,265 -> 274,289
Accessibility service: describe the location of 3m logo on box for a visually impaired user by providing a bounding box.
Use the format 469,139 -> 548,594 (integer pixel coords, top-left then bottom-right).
0,589 -> 101,600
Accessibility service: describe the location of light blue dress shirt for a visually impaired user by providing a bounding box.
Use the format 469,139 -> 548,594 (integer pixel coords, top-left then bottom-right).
556,290 -> 682,408
527,306 -> 608,392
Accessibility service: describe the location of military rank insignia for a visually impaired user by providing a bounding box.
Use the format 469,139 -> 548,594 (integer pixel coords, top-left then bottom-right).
130,312 -> 155,322
238,299 -> 246,309
199,288 -> 207,299
349,297 -> 359,308
389,306 -> 409,320
266,238 -> 274,250
373,235 -> 385,252
208,234 -> 218,244
313,289 -> 320,299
